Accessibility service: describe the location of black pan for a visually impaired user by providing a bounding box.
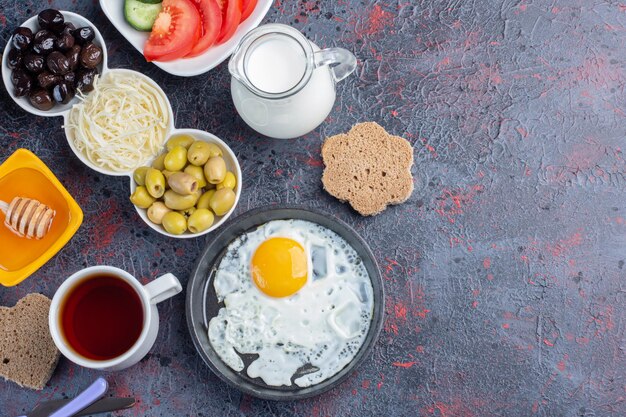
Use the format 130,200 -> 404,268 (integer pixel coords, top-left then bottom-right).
185,205 -> 384,400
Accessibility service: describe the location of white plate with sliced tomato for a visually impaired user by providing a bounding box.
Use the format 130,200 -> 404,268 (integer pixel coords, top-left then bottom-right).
100,0 -> 272,77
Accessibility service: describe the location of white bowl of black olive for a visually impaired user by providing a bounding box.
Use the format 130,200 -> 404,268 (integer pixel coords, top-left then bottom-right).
2,9 -> 107,117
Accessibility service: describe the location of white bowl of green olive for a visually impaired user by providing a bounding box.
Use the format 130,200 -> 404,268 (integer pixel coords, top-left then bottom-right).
129,129 -> 242,238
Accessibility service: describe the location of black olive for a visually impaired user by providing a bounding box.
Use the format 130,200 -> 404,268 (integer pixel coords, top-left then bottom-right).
79,43 -> 103,69
62,22 -> 76,35
37,71 -> 62,89
34,29 -> 53,42
38,9 -> 65,33
15,83 -> 32,97
23,53 -> 45,74
75,68 -> 97,92
63,71 -> 76,85
52,81 -> 75,104
74,27 -> 95,45
29,88 -> 55,111
47,51 -> 70,75
65,44 -> 81,70
12,68 -> 28,86
7,48 -> 23,70
55,32 -> 75,51
32,33 -> 56,55
12,69 -> 33,97
12,27 -> 33,51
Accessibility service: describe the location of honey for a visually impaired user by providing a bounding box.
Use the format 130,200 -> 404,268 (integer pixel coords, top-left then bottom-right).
0,168 -> 70,271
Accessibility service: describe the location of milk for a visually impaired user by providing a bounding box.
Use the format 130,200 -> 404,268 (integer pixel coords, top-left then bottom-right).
230,27 -> 342,139
245,36 -> 307,94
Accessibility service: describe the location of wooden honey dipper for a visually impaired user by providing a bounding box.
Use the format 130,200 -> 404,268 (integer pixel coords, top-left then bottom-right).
0,197 -> 55,239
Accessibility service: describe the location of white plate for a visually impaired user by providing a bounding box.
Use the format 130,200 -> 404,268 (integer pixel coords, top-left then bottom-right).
99,0 -> 274,77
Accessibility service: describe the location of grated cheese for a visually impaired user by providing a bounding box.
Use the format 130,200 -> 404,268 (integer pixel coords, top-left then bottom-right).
66,72 -> 170,172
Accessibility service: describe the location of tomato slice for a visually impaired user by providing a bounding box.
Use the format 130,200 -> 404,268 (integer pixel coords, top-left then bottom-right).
216,0 -> 242,44
144,0 -> 201,62
240,0 -> 257,22
186,0 -> 222,57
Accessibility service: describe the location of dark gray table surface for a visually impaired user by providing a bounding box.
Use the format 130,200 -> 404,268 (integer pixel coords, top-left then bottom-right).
1,0 -> 625,416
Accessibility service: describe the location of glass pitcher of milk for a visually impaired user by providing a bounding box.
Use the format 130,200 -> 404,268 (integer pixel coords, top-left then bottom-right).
229,24 -> 357,139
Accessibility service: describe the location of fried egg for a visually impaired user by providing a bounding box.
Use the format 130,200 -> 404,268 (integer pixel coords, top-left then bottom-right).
208,219 -> 374,387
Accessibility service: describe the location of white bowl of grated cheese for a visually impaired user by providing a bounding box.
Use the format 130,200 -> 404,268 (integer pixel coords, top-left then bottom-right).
62,68 -> 174,177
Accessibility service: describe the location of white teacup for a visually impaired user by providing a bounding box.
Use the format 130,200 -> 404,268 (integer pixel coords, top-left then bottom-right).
49,266 -> 182,371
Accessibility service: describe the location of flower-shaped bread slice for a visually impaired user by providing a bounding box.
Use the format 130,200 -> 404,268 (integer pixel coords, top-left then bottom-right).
321,122 -> 414,216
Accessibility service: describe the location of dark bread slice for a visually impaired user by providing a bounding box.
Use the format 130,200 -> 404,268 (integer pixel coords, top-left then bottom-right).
321,122 -> 414,216
0,293 -> 60,390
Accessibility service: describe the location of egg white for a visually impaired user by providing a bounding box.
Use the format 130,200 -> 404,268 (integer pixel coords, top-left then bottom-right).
208,219 -> 374,387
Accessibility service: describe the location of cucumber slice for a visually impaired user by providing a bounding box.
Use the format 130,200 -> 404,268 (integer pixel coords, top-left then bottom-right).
124,0 -> 162,31
137,0 -> 163,4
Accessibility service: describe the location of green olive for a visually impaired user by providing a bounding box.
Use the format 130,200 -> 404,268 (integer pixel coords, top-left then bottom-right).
210,188 -> 236,216
162,170 -> 176,179
178,206 -> 196,218
133,166 -> 150,186
166,134 -> 195,151
152,153 -> 167,171
130,186 -> 155,209
188,208 -> 215,234
204,156 -> 226,184
162,212 -> 187,235
216,171 -> 237,190
147,202 -> 171,225
206,142 -> 222,157
187,142 -> 210,166
196,189 -> 215,210
188,141 -> 221,166
183,165 -> 207,188
161,170 -> 175,190
168,172 -> 198,195
145,168 -> 166,198
164,145 -> 188,171
163,189 -> 201,211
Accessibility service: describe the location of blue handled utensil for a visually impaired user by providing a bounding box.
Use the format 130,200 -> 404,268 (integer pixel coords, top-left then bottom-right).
49,377 -> 108,417
18,377 -> 108,417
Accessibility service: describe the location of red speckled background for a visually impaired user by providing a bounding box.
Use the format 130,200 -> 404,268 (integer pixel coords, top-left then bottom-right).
1,0 -> 625,416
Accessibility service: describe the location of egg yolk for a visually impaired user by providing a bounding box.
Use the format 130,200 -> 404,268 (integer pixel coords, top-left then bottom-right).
251,237 -> 307,297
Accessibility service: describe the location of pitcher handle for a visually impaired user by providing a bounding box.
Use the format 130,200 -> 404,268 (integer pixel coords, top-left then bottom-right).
313,47 -> 357,82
